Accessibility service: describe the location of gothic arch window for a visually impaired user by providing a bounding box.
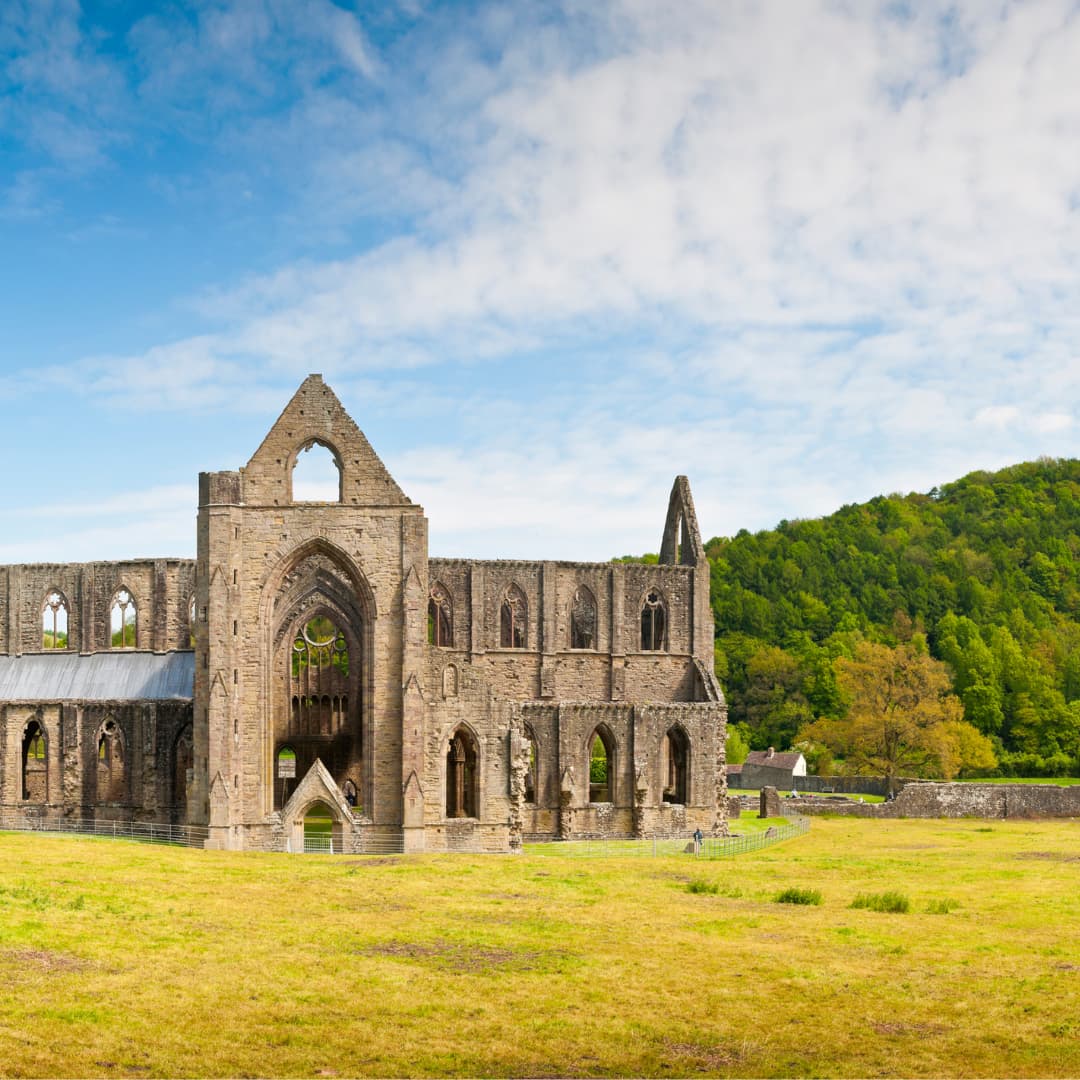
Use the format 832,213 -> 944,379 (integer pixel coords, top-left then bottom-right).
96,719 -> 125,803
289,616 -> 349,738
446,726 -> 479,819
22,721 -> 46,801
42,590 -> 69,650
291,440 -> 342,503
570,585 -> 597,650
640,590 -> 667,651
499,584 -> 528,649
428,583 -> 453,647
662,726 -> 690,805
110,588 -> 137,649
588,726 -> 616,804
188,595 -> 197,648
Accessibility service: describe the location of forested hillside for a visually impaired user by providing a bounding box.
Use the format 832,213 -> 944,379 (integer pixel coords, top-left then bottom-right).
706,458 -> 1080,776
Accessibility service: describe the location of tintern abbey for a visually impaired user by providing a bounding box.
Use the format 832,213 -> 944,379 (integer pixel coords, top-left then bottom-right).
0,377 -> 728,852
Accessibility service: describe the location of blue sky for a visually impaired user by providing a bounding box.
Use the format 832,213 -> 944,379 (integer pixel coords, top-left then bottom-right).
3,0 -> 1080,563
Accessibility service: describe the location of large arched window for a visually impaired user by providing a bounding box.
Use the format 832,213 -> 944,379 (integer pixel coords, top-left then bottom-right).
446,726 -> 479,818
500,584 -> 528,649
22,721 -> 46,801
662,726 -> 690,805
588,726 -> 616,804
640,590 -> 666,651
110,588 -> 137,649
292,440 -> 342,502
96,719 -> 125,803
42,591 -> 69,650
290,616 -> 349,737
428,583 -> 453,647
570,586 -> 597,649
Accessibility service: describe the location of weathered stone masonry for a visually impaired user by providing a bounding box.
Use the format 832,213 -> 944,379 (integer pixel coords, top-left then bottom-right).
1,376 -> 728,851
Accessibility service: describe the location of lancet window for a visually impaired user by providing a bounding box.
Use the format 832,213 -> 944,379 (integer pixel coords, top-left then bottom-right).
42,591 -> 69,649
640,590 -> 666,651
500,584 -> 527,649
428,583 -> 453,647
110,588 -> 137,649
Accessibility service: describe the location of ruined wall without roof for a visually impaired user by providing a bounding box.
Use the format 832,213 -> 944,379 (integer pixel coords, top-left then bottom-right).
0,561 -> 196,656
792,782 -> 1080,819
0,700 -> 192,819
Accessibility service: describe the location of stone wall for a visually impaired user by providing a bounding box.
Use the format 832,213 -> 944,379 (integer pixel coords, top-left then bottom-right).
792,782 -> 1080,820
0,560 -> 196,655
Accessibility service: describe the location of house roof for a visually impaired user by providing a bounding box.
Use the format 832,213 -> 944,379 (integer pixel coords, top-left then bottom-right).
725,764 -> 743,775
744,750 -> 804,771
0,651 -> 194,702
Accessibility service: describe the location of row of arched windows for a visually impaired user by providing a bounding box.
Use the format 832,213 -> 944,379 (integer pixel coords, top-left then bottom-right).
426,582 -> 670,652
440,723 -> 691,819
34,588 -> 199,650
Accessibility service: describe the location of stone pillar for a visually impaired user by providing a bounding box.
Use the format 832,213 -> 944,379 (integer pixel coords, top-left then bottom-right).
760,785 -> 781,819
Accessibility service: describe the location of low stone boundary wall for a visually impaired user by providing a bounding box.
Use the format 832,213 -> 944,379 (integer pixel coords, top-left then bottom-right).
791,782 -> 1080,820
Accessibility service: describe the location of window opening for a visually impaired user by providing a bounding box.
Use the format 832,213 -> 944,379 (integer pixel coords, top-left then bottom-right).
662,727 -> 689,805
428,583 -> 453,647
292,441 -> 342,502
22,722 -> 47,801
343,779 -> 358,809
189,596 -> 196,647
42,591 -> 69,649
289,616 -> 349,736
570,586 -> 597,649
110,589 -> 137,648
173,726 -> 193,822
588,729 -> 614,803
523,731 -> 537,804
641,590 -> 666,651
499,584 -> 527,649
96,719 -> 125,802
445,727 -> 478,818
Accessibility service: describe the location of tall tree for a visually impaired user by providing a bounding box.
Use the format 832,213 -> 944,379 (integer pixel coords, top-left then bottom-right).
799,641 -> 995,793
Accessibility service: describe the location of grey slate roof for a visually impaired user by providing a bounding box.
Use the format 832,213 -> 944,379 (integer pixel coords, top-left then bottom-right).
744,750 -> 805,771
0,651 -> 194,702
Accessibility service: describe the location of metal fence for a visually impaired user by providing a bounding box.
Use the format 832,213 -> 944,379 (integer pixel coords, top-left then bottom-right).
0,812 -> 210,848
525,816 -> 809,858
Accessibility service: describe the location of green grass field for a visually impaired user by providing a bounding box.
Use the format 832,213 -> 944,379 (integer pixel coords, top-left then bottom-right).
1,814 -> 1078,1078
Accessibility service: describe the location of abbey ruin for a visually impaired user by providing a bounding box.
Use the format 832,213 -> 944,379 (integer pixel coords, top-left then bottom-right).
0,376 -> 728,852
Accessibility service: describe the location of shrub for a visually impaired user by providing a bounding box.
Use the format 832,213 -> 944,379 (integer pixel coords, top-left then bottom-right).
686,878 -> 719,895
850,891 -> 910,913
775,887 -> 823,906
925,898 -> 960,915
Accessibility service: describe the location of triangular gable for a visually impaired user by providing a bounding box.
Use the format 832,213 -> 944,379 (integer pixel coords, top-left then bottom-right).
243,374 -> 411,507
281,757 -> 355,824
659,475 -> 706,566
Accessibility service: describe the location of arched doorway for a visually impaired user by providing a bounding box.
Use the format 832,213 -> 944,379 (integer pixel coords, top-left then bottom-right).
302,800 -> 342,853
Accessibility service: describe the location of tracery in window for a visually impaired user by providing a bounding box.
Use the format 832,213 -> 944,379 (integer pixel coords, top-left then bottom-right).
446,727 -> 478,818
22,721 -> 46,801
289,616 -> 349,737
42,590 -> 69,649
499,584 -> 527,649
428,583 -> 453,647
110,588 -> 137,649
640,590 -> 666,651
570,586 -> 597,649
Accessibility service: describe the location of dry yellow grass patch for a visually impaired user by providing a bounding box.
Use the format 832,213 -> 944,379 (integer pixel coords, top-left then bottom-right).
0,816 -> 1077,1077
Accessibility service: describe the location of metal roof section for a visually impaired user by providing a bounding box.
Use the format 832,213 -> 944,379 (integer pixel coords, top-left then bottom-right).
0,651 -> 194,702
